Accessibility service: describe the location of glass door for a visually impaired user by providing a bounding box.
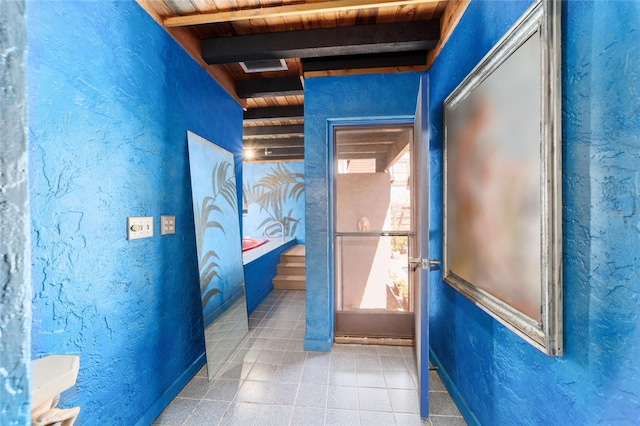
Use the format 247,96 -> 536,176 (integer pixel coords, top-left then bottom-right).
334,124 -> 415,340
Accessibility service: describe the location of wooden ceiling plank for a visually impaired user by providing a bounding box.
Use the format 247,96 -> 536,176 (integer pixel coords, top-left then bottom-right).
163,0 -> 440,27
426,0 -> 470,68
202,20 -> 439,64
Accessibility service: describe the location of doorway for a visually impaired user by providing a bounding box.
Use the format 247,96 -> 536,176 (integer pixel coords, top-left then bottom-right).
333,124 -> 416,341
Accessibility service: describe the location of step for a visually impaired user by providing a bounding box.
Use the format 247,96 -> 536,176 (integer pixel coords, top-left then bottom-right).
280,253 -> 306,265
277,262 -> 306,275
273,274 -> 306,290
280,245 -> 305,264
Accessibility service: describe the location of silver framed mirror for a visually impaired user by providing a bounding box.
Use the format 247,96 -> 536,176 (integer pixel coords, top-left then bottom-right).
187,131 -> 249,379
443,0 -> 562,355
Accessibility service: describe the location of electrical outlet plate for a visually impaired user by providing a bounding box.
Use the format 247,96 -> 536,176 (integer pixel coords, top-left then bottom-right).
161,215 -> 176,235
127,216 -> 153,240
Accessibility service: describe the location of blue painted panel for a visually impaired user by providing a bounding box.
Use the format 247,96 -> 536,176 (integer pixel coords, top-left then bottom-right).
244,239 -> 297,314
304,73 -> 422,350
27,1 -> 243,424
428,0 -> 640,424
243,162 -> 306,243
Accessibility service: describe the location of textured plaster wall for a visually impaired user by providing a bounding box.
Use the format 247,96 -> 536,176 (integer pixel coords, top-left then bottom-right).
428,0 -> 640,424
304,73 -> 421,350
28,1 -> 243,424
0,0 -> 31,423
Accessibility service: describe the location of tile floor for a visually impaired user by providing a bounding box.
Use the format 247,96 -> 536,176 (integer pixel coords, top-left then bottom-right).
153,290 -> 466,426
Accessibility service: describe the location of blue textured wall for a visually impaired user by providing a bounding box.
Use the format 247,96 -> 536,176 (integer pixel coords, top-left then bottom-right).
1,0 -> 31,423
28,1 -> 243,424
428,1 -> 640,424
304,73 -> 421,350
243,161 -> 306,243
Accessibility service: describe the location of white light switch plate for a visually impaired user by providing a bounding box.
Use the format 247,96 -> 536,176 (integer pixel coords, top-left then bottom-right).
127,216 -> 153,240
161,215 -> 176,235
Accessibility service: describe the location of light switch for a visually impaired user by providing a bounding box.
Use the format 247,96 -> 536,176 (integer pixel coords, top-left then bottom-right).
127,216 -> 153,240
161,215 -> 176,235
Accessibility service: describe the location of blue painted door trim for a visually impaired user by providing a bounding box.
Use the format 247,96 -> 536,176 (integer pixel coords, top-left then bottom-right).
414,74 -> 431,418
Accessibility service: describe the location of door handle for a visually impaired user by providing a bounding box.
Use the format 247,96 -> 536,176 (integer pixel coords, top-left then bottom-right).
428,259 -> 441,271
409,258 -> 441,271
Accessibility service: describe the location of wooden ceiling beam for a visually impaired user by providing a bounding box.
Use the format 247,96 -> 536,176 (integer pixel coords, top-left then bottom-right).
302,51 -> 428,72
202,21 -> 439,65
244,105 -> 304,122
244,124 -> 304,138
236,77 -> 303,98
163,0 -> 441,27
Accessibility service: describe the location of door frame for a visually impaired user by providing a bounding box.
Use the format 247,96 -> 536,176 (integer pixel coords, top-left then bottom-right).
327,115 -> 415,330
331,119 -> 417,340
327,116 -> 415,337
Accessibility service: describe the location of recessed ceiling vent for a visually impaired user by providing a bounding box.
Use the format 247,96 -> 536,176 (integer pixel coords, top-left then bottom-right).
239,59 -> 288,73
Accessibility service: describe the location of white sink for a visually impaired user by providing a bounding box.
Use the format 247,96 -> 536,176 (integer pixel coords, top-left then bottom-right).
31,355 -> 80,409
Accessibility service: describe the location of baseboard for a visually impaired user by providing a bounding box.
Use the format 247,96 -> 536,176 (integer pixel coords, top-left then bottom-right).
247,283 -> 273,315
134,353 -> 206,426
429,348 -> 481,426
304,336 -> 333,352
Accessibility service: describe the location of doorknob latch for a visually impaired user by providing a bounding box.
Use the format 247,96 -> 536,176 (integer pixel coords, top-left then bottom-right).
409,258 -> 441,271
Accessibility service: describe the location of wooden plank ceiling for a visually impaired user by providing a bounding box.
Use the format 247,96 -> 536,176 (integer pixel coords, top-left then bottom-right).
137,0 -> 469,161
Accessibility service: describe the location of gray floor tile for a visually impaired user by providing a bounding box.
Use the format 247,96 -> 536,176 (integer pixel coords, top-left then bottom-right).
306,352 -> 332,368
329,368 -> 358,387
389,389 -> 420,413
219,402 -> 261,426
325,409 -> 360,426
380,355 -> 409,370
429,391 -> 462,417
256,404 -> 294,426
236,380 -> 271,404
356,369 -> 386,388
291,406 -> 326,426
355,353 -> 382,370
327,385 -> 359,410
184,400 -> 230,426
376,345 -> 406,356
178,377 -> 212,399
330,352 -> 356,370
361,410 -> 395,425
256,349 -> 285,365
394,412 -> 431,425
430,415 -> 467,426
219,362 -> 251,381
153,398 -> 199,424
274,364 -> 304,383
301,365 -> 329,384
384,369 -> 417,390
272,328 -> 294,339
296,383 -> 328,408
282,350 -> 307,365
205,379 -> 242,401
246,363 -> 279,381
357,387 -> 392,412
429,371 -> 446,392
265,382 -> 299,405
155,289 -> 465,426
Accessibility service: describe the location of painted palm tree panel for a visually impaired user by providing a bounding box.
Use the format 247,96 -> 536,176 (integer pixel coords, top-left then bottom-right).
243,162 -> 305,243
187,131 -> 245,326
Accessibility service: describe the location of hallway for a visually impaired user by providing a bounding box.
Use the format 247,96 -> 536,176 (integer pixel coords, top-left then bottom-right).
153,290 -> 465,425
